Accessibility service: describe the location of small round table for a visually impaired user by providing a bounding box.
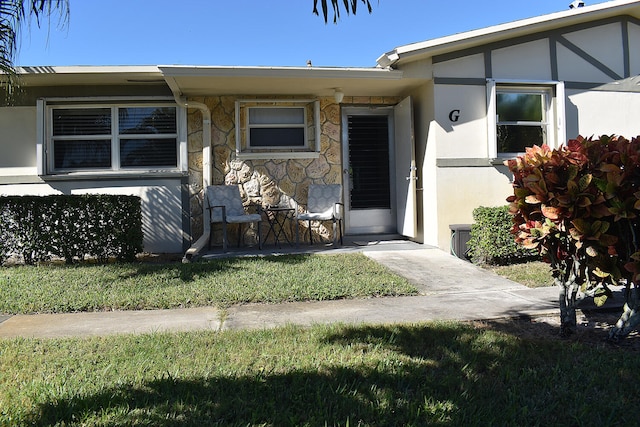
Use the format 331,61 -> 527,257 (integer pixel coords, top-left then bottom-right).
263,206 -> 296,247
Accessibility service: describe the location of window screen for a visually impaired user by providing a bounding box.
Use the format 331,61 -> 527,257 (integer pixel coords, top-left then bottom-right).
50,105 -> 178,171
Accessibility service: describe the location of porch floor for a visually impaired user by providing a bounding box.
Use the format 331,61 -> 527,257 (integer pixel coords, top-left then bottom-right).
198,234 -> 422,260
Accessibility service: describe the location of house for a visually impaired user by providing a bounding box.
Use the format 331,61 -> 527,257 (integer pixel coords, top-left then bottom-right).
1,0 -> 640,257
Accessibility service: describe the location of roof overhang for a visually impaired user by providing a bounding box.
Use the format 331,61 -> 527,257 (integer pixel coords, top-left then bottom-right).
377,0 -> 640,68
7,64 -> 424,99
11,65 -> 165,86
158,65 -> 419,98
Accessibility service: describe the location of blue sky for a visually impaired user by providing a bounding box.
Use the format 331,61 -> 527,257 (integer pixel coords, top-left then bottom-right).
16,0 -> 610,68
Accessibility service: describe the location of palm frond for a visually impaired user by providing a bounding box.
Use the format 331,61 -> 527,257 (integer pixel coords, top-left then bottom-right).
313,0 -> 376,23
0,0 -> 69,102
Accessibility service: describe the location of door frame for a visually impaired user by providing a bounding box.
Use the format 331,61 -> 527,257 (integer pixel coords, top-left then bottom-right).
341,106 -> 397,235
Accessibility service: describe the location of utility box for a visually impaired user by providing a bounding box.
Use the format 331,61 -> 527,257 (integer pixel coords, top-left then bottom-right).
449,224 -> 472,260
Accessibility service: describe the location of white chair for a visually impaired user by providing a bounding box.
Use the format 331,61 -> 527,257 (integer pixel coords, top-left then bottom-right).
296,184 -> 344,247
206,185 -> 262,251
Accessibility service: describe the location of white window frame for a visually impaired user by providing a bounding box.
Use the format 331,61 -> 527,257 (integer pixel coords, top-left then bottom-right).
37,97 -> 187,176
487,80 -> 565,159
235,99 -> 321,160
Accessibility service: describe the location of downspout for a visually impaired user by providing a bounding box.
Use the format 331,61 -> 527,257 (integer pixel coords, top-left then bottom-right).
173,94 -> 212,262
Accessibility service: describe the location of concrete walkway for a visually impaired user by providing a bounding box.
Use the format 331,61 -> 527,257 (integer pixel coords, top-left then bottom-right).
0,239 -> 563,339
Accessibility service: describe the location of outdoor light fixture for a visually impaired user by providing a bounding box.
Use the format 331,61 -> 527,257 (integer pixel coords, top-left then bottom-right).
569,1 -> 585,8
334,88 -> 344,104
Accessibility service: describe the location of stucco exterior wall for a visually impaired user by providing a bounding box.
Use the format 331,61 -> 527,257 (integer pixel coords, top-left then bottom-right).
0,107 -> 37,176
567,89 -> 640,138
410,15 -> 640,252
560,23 -> 626,81
187,95 -> 400,246
492,39 -> 552,81
433,84 -> 488,159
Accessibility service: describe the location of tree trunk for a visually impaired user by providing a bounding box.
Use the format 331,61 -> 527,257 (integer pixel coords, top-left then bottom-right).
608,285 -> 640,341
555,255 -> 585,337
559,280 -> 579,336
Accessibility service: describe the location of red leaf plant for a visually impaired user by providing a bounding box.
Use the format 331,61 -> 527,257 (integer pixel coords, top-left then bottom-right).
507,135 -> 640,339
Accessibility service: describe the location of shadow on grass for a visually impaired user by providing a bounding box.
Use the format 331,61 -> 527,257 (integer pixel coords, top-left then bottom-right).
27,322 -> 640,426
28,324 -> 490,425
119,254 -> 315,282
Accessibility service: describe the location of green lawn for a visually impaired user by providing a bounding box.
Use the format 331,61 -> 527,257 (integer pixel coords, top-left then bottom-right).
2,322 -> 639,426
0,253 -> 417,315
486,260 -> 554,288
4,256 -> 609,426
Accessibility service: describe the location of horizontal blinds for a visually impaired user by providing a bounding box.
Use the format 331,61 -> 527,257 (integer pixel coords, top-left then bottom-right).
54,140 -> 111,169
120,139 -> 178,167
52,108 -> 111,136
50,106 -> 178,171
119,107 -> 177,134
347,115 -> 391,209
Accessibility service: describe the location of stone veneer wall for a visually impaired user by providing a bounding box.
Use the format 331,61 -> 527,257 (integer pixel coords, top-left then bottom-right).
187,95 -> 400,247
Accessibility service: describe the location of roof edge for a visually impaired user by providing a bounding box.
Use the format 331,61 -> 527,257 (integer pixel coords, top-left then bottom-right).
377,0 -> 640,67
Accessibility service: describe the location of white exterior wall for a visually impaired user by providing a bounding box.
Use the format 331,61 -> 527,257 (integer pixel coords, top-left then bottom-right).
410,15 -> 640,252
0,107 -> 37,176
0,106 -> 185,254
492,39 -> 552,80
567,89 -> 640,139
433,84 -> 489,159
560,23 -> 626,81
435,167 -> 513,250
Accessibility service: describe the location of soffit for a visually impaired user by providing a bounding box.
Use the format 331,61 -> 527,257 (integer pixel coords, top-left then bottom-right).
159,65 -> 422,98
14,65 -> 165,86
12,65 -> 425,98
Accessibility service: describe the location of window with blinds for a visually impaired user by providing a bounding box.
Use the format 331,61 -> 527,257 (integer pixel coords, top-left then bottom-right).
247,107 -> 306,148
49,105 -> 179,172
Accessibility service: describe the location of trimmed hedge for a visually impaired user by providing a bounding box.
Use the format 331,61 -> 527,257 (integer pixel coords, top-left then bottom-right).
0,195 -> 143,264
467,205 -> 538,266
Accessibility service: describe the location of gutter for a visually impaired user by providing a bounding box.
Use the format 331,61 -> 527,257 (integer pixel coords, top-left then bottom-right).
164,77 -> 212,262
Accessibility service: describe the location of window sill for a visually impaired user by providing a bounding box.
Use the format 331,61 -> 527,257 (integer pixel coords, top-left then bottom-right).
490,157 -> 513,166
236,151 -> 320,160
40,170 -> 188,181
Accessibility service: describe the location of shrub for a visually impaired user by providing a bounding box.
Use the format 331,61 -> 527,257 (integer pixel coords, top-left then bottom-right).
467,205 -> 537,265
506,136 -> 640,338
0,194 -> 143,264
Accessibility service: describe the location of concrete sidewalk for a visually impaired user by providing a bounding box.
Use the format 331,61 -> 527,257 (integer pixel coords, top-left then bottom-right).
0,240 -> 564,339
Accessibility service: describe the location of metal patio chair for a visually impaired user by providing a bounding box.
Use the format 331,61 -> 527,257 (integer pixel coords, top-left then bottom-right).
296,184 -> 344,247
206,185 -> 262,251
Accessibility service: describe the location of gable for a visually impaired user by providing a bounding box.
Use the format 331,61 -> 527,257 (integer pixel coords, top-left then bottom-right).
431,15 -> 640,89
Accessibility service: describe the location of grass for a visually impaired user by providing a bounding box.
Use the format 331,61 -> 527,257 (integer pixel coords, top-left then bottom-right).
486,260 -> 554,288
0,253 -> 417,315
0,255 -> 633,425
1,322 -> 639,426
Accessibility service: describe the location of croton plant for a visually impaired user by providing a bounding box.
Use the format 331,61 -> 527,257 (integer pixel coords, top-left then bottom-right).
506,135 -> 640,338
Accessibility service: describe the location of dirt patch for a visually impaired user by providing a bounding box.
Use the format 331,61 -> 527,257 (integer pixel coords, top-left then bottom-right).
474,310 -> 640,351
